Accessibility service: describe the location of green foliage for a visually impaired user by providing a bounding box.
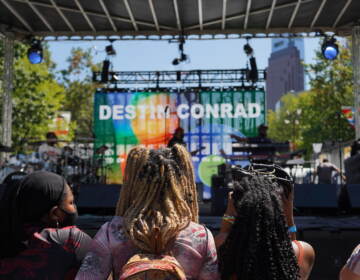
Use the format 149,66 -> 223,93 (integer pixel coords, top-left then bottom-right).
268,41 -> 355,157
59,47 -> 101,138
0,40 -> 65,151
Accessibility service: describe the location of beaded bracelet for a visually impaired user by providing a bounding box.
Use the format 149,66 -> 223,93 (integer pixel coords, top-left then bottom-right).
287,225 -> 297,233
222,214 -> 236,224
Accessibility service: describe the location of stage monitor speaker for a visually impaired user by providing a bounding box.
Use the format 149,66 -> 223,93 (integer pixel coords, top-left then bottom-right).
294,184 -> 338,208
76,184 -> 121,209
346,184 -> 360,208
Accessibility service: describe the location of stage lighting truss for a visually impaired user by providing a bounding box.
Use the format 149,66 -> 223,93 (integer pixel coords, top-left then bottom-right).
92,69 -> 266,87
27,39 -> 43,64
321,35 -> 339,60
98,42 -> 117,83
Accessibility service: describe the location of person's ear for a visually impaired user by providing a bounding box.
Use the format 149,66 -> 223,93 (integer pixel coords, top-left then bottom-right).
47,205 -> 62,225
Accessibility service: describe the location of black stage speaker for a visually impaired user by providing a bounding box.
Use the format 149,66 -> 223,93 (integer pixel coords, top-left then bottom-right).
0,184 -> 6,201
210,175 -> 229,216
76,184 -> 121,209
294,184 -> 338,208
345,154 -> 360,184
346,184 -> 360,208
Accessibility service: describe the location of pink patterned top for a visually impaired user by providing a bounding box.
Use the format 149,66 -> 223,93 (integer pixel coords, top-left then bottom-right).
75,216 -> 220,280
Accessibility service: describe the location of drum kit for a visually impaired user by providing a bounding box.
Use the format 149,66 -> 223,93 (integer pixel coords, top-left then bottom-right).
0,138 -> 109,184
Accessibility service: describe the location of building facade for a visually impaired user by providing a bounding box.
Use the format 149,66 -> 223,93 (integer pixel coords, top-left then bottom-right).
266,38 -> 305,111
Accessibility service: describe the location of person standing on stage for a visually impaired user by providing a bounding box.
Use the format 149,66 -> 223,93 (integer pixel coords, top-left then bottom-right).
230,124 -> 275,162
167,127 -> 186,148
230,124 -> 272,145
38,132 -> 61,163
314,158 -> 344,184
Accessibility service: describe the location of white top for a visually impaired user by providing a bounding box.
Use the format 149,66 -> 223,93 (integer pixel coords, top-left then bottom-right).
38,143 -> 61,163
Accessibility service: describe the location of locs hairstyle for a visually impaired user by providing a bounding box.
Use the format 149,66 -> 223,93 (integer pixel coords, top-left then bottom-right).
115,144 -> 198,254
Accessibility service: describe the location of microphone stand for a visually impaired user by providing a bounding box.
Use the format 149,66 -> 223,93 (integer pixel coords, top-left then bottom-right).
164,105 -> 169,145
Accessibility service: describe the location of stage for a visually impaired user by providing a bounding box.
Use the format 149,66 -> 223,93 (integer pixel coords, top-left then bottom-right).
77,213 -> 360,280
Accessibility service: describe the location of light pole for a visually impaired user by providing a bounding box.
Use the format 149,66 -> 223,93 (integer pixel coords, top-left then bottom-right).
284,108 -> 302,150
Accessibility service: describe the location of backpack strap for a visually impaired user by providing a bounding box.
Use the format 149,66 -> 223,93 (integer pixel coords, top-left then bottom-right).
293,240 -> 304,266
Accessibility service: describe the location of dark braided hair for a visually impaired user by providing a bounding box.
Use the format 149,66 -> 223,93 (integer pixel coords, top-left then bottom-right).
218,171 -> 299,280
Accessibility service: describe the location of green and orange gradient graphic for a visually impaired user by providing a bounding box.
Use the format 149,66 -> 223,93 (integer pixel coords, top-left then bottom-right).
94,91 -> 179,183
94,89 -> 265,192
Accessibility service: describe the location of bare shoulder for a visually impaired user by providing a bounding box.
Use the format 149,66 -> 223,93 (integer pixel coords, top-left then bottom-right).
340,266 -> 360,280
298,241 -> 315,263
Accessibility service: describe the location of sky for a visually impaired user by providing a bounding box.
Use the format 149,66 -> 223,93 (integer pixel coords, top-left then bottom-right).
48,37 -> 322,89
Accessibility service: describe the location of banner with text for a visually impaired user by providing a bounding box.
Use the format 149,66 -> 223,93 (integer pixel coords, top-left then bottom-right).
94,89 -> 266,195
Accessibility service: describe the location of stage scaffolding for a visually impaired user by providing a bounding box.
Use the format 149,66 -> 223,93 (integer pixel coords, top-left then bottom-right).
1,0 -> 360,145
92,69 -> 266,87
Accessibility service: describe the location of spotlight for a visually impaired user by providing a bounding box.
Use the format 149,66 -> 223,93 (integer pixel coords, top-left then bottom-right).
243,43 -> 253,56
27,39 -> 43,64
322,36 -> 339,60
105,44 -> 116,56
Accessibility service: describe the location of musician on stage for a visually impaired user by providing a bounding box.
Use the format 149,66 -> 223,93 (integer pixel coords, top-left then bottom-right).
167,127 -> 204,156
314,158 -> 345,185
38,132 -> 61,163
167,127 -> 186,148
225,124 -> 277,165
230,124 -> 272,146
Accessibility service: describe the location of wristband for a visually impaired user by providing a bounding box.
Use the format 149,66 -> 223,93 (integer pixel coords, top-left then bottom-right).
287,225 -> 297,233
222,214 -> 236,224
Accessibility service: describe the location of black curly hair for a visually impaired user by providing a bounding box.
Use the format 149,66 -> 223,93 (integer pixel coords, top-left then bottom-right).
218,171 -> 299,280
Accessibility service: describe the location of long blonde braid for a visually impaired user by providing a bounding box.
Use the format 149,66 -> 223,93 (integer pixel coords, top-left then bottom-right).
115,144 -> 199,253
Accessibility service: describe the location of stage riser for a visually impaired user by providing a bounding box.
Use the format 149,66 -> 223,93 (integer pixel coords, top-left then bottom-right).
300,230 -> 360,280
210,183 -> 360,216
1,183 -> 360,215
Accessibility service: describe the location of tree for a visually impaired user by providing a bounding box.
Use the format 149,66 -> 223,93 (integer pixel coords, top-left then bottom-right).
268,41 -> 354,156
0,41 -> 65,151
59,48 -> 101,138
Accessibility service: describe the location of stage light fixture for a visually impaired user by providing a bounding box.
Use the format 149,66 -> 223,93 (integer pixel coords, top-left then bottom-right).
248,56 -> 258,82
171,37 -> 189,65
243,43 -> 253,56
105,44 -> 116,56
172,58 -> 180,65
322,36 -> 339,60
101,60 -> 110,83
27,39 -> 43,64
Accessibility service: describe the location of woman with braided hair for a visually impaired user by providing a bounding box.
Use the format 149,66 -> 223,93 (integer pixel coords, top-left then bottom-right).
215,167 -> 315,280
76,144 -> 219,280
